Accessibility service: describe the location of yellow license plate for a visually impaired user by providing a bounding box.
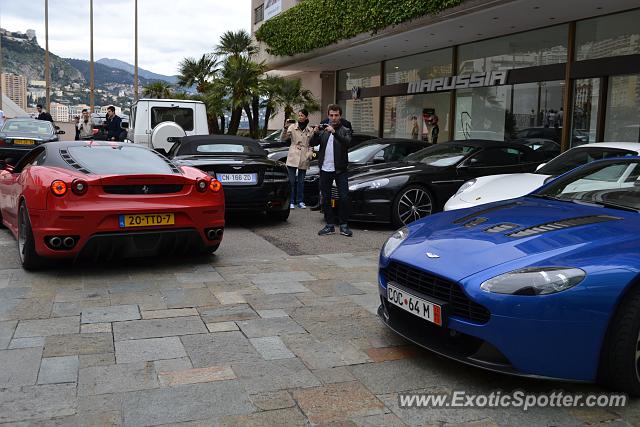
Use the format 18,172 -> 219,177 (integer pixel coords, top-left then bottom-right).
14,139 -> 35,145
119,213 -> 175,228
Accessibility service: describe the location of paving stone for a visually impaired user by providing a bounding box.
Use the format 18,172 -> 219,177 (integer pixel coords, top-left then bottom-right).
256,309 -> 289,318
0,347 -> 42,387
0,287 -> 30,299
255,281 -> 311,295
78,362 -> 160,395
5,298 -> 54,320
301,317 -> 383,341
349,293 -> 383,316
109,292 -> 168,311
162,288 -> 217,308
312,367 -> 357,385
232,358 -> 321,393
181,331 -> 262,367
206,321 -> 239,333
0,383 -> 77,424
305,280 -> 367,297
153,357 -> 193,373
249,336 -> 295,360
122,381 -> 255,426
284,337 -> 371,369
348,359 -> 441,394
38,356 -> 79,384
8,336 -> 45,349
0,320 -> 17,349
43,333 -> 114,357
176,271 -> 224,283
245,294 -> 303,310
158,365 -> 236,386
52,299 -> 111,317
140,308 -> 199,319
113,316 -> 207,341
236,317 -> 306,338
79,353 -> 115,368
14,316 -> 79,337
214,291 -> 247,305
81,305 -> 140,324
219,407 -> 307,427
249,390 -> 296,411
115,337 -> 187,363
250,271 -> 315,284
54,289 -> 108,303
350,413 -> 407,427
198,304 -> 257,323
81,322 -> 112,334
293,381 -> 386,425
365,346 -> 420,362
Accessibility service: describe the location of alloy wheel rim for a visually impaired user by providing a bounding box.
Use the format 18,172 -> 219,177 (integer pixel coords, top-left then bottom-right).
398,189 -> 432,225
18,208 -> 26,262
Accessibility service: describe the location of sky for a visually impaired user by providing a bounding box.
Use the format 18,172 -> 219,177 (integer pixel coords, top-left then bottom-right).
0,0 -> 250,76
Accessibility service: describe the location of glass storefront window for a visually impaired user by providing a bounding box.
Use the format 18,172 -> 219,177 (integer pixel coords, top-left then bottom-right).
384,49 -> 453,85
576,9 -> 640,61
604,74 -> 640,142
338,98 -> 380,136
572,79 -> 599,145
337,63 -> 380,92
458,25 -> 568,74
383,93 -> 451,142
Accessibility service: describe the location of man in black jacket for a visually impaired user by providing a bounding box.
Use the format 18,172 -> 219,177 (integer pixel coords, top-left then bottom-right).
310,104 -> 354,237
36,104 -> 53,122
104,106 -> 123,141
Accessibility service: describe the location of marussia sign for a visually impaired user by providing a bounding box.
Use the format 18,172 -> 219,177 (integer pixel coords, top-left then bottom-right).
407,70 -> 509,94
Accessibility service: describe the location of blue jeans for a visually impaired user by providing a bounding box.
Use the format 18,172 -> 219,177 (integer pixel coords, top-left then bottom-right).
287,166 -> 306,204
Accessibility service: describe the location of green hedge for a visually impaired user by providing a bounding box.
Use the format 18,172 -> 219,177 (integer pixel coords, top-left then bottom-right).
255,0 -> 464,57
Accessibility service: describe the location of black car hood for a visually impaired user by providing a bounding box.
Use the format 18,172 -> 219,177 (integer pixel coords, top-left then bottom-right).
172,155 -> 280,168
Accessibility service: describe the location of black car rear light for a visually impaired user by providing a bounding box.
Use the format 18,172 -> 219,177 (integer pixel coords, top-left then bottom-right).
71,179 -> 89,195
196,178 -> 208,192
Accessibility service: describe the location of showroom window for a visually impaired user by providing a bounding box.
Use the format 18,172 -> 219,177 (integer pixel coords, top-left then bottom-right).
337,63 -> 380,92
457,25 -> 568,73
571,78 -> 600,145
383,93 -> 451,142
338,98 -> 380,136
384,48 -> 453,85
576,9 -> 640,61
604,74 -> 640,143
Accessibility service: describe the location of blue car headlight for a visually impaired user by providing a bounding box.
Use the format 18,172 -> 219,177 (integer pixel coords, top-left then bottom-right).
381,226 -> 409,259
480,267 -> 586,295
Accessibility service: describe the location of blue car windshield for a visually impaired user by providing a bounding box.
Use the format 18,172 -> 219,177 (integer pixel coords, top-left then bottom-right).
536,160 -> 640,211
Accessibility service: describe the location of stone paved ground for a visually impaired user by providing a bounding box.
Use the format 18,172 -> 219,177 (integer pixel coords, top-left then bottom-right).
1,214 -> 640,426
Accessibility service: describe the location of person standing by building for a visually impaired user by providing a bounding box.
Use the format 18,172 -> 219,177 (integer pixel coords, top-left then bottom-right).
36,104 -> 53,122
310,104 -> 354,237
77,109 -> 93,140
0,110 -> 5,128
104,106 -> 122,141
284,109 -> 314,209
411,116 -> 419,140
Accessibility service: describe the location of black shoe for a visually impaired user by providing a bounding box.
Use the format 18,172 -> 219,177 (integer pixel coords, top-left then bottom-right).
340,225 -> 353,237
318,225 -> 335,236
310,204 -> 321,211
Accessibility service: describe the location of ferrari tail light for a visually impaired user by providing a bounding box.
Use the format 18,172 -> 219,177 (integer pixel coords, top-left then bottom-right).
209,179 -> 222,192
50,180 -> 68,196
0,138 -> 5,145
196,179 -> 207,192
71,179 -> 89,195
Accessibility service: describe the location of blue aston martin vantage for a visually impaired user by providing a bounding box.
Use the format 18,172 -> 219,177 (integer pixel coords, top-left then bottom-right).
378,156 -> 640,394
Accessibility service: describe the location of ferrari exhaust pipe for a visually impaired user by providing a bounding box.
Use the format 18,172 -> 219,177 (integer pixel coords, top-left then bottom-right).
215,229 -> 224,238
49,237 -> 62,248
62,237 -> 75,248
206,229 -> 217,240
267,201 -> 273,208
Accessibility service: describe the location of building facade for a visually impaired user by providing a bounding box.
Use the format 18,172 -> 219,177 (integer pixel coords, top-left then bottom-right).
253,0 -> 640,148
1,73 -> 28,111
49,102 -> 70,122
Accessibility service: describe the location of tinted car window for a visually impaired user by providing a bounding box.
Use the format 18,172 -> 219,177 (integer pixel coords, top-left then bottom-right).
406,144 -> 478,167
468,147 -> 525,167
176,140 -> 266,156
151,107 -> 194,131
348,144 -> 386,163
537,147 -> 636,176
2,120 -> 53,136
66,145 -> 175,175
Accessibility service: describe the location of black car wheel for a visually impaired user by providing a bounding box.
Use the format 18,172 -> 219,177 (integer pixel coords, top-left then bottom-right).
599,286 -> 640,396
268,207 -> 290,222
17,201 -> 45,270
392,185 -> 433,227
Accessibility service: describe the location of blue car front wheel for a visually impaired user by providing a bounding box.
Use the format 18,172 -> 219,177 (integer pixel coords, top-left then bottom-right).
599,285 -> 640,396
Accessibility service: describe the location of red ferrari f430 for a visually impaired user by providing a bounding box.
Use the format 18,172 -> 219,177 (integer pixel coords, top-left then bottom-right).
0,141 -> 225,269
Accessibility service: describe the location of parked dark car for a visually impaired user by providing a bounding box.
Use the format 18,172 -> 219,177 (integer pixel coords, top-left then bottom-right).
266,133 -> 380,163
513,127 -> 588,144
516,138 -> 561,161
259,129 -> 291,150
0,118 -> 64,163
168,135 -> 291,220
334,139 -> 544,227
303,138 -> 430,206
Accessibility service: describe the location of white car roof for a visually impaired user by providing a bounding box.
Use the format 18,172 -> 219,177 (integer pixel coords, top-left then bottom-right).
572,142 -> 640,152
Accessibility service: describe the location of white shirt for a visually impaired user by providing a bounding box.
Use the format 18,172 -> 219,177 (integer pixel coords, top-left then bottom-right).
321,133 -> 335,172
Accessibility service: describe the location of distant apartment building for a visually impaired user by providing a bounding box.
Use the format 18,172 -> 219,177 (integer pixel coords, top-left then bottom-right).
70,104 -> 90,118
1,73 -> 28,110
49,102 -> 70,122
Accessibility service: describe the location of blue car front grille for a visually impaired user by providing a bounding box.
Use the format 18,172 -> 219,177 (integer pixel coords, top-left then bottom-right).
382,262 -> 490,324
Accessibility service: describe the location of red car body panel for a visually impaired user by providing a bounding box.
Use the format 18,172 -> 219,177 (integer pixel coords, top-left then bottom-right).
0,142 -> 225,262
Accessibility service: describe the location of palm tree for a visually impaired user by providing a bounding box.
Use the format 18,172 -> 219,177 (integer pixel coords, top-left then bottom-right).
275,78 -> 320,127
218,56 -> 264,135
215,30 -> 258,59
142,81 -> 172,98
260,75 -> 286,137
177,54 -> 218,93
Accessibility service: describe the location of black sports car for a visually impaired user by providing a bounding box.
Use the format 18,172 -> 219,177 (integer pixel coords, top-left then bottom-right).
0,118 -> 65,163
334,139 -> 544,227
168,135 -> 291,220
303,138 -> 430,206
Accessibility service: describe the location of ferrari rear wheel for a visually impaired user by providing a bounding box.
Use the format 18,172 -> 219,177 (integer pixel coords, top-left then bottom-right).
18,201 -> 46,270
599,285 -> 640,396
392,185 -> 433,227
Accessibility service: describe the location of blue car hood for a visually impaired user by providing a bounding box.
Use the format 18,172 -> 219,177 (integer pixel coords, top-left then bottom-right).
389,197 -> 637,282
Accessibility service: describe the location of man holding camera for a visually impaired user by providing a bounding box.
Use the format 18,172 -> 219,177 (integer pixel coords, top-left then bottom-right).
310,104 -> 354,237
